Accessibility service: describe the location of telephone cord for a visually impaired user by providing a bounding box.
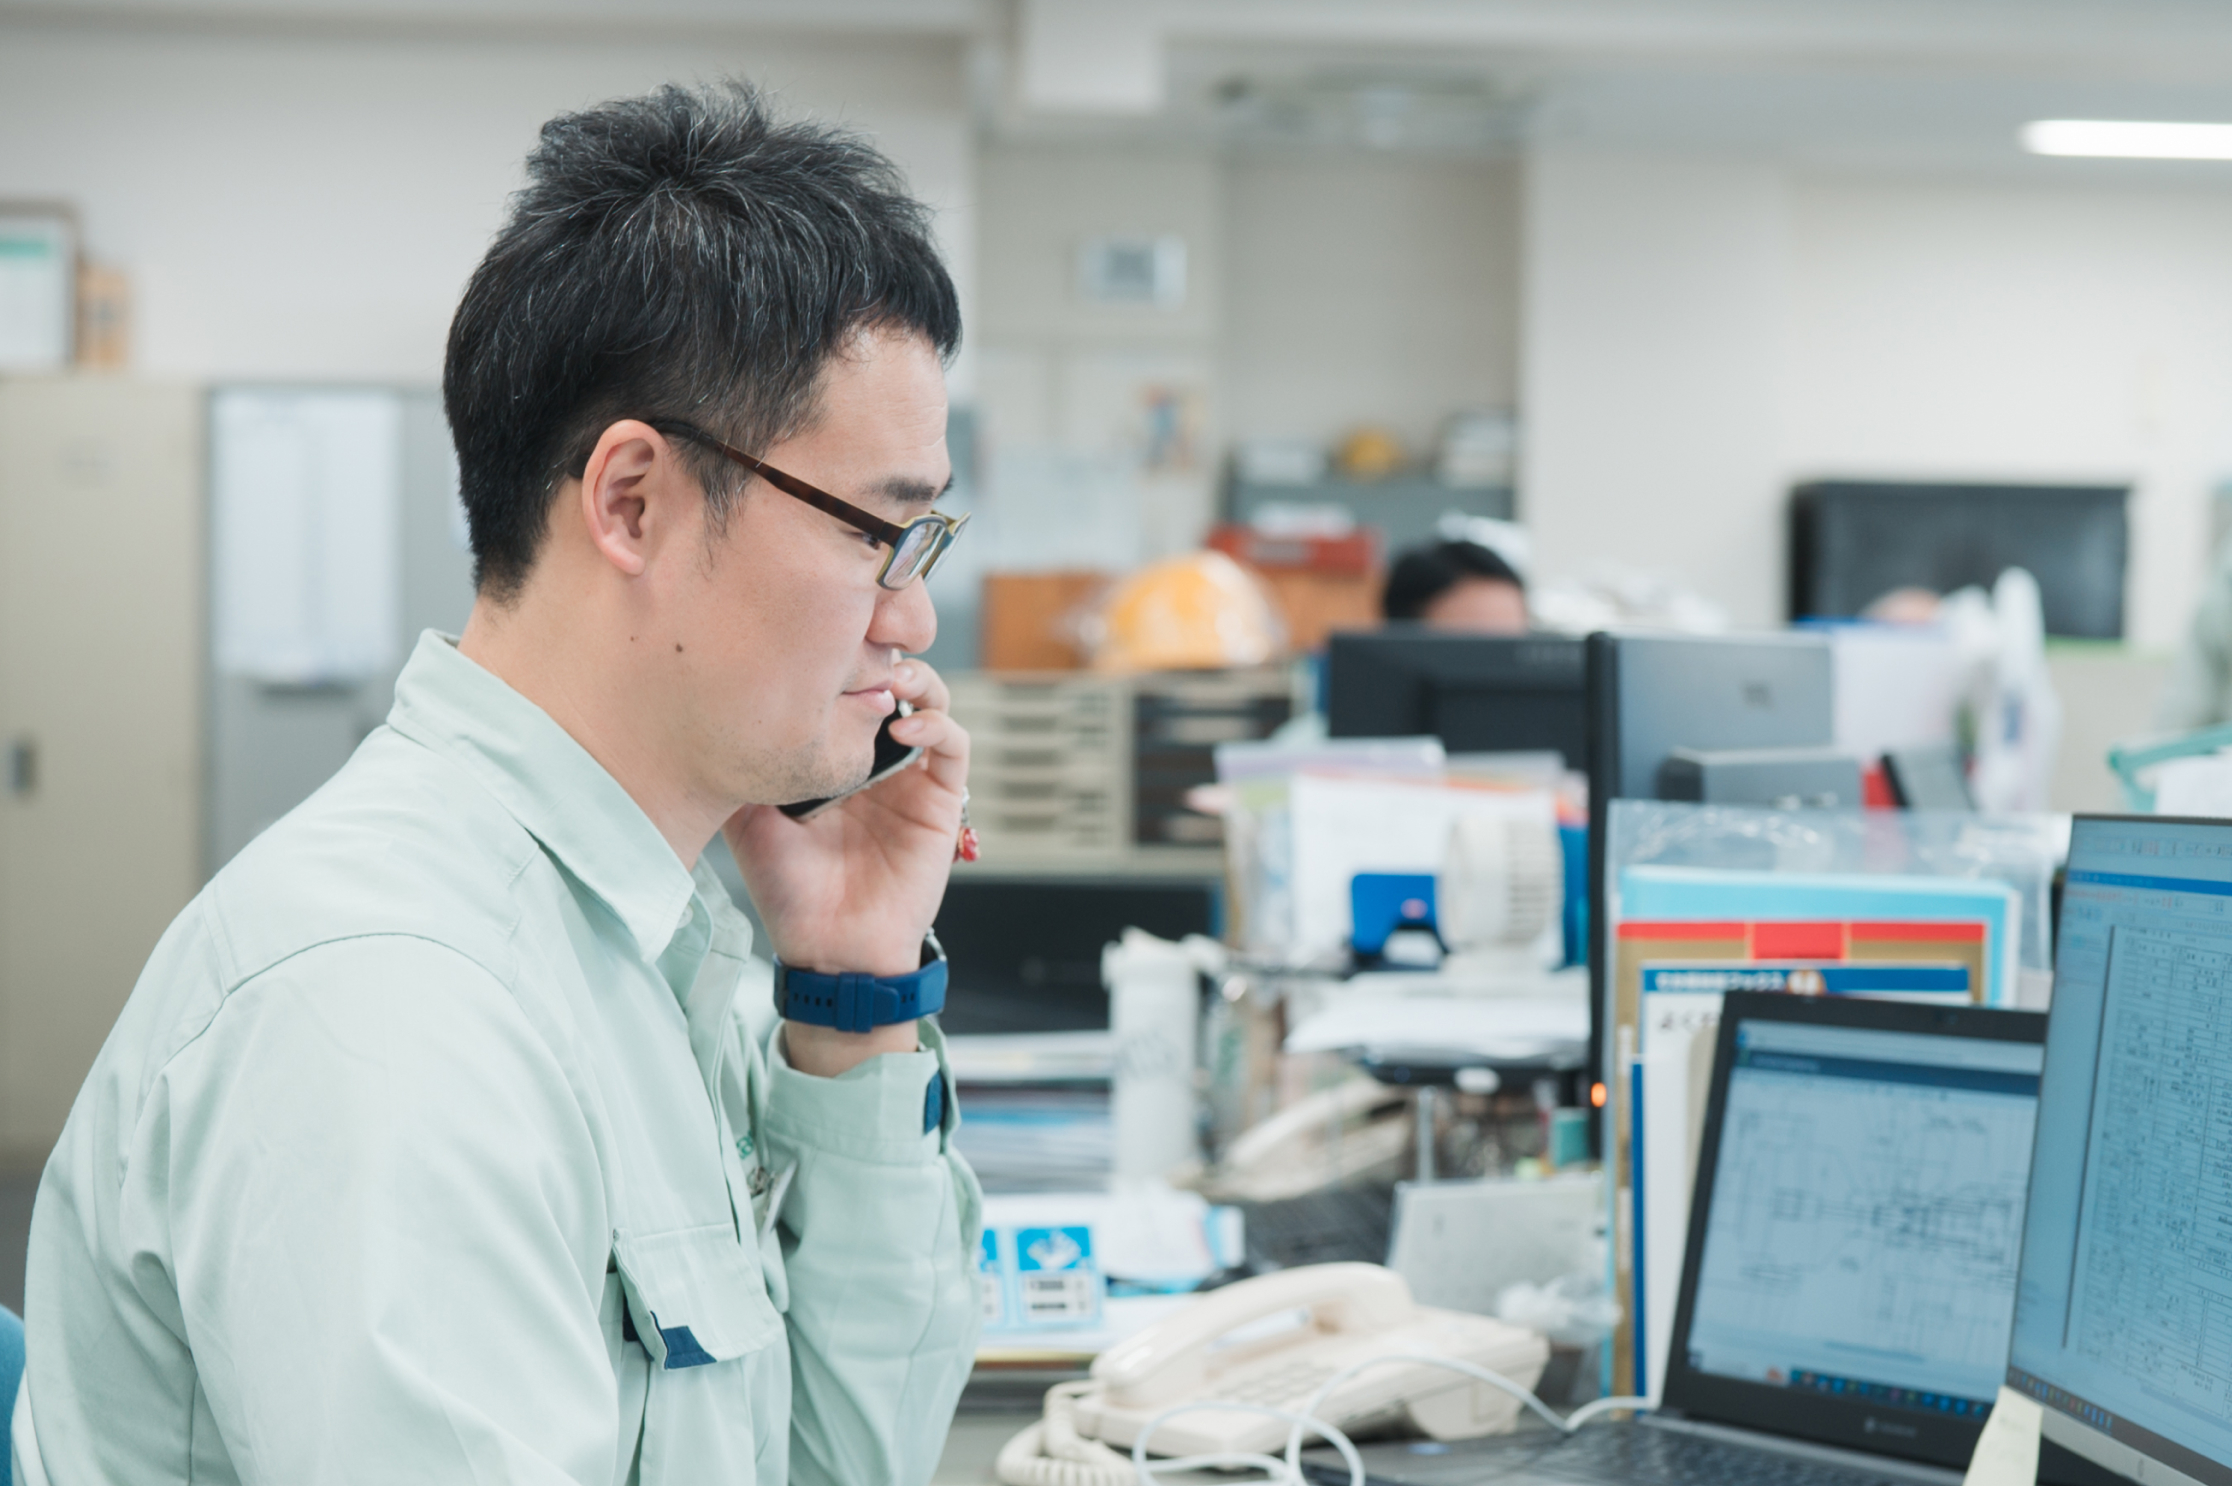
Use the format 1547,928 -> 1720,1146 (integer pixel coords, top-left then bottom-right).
1277,1353 -> 1652,1482
993,1359 -> 1650,1486
992,1383 -> 1364,1486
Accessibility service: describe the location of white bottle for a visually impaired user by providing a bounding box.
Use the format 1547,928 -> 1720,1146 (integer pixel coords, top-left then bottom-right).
1102,928 -> 1217,1184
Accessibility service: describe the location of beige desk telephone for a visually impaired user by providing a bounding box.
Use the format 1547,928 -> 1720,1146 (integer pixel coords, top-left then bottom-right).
994,1262 -> 1549,1486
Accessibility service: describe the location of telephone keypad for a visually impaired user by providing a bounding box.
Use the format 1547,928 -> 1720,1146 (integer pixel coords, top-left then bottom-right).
1213,1359 -> 1339,1410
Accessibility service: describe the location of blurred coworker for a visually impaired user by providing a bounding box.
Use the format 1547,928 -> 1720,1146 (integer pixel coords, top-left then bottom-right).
1382,539 -> 1530,633
2160,545 -> 2232,731
18,85 -> 980,1486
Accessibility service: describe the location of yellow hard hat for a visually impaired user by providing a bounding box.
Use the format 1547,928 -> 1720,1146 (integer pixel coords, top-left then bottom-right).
1093,551 -> 1287,671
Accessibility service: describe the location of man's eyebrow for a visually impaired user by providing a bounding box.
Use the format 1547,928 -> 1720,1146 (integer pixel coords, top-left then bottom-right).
872,474 -> 953,512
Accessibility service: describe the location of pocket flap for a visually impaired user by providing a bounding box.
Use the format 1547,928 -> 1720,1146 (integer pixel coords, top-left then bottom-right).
614,1221 -> 784,1370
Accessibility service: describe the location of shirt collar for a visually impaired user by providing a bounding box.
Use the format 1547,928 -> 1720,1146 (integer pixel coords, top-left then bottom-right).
386,630 -> 701,964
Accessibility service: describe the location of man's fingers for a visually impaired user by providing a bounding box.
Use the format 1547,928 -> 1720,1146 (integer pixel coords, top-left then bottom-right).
892,657 -> 950,714
887,706 -> 968,791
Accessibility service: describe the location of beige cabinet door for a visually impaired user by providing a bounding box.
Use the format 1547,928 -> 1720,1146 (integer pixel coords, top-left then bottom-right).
0,377 -> 203,1162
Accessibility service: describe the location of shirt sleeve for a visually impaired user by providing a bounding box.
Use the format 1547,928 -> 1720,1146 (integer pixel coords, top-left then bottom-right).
758,1020 -> 982,1486
142,937 -> 617,1485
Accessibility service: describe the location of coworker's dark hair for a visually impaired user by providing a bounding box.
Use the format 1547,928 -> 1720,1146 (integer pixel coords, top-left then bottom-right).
443,80 -> 961,599
1382,540 -> 1526,621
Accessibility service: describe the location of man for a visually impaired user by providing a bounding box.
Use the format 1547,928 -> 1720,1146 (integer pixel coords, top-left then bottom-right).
1381,539 -> 1529,633
16,83 -> 979,1485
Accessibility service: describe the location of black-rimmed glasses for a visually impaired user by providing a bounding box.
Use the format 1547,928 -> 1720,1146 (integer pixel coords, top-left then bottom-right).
655,420 -> 967,590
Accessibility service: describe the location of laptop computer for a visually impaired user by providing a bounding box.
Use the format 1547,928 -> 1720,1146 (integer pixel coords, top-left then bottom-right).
1307,991 -> 2051,1485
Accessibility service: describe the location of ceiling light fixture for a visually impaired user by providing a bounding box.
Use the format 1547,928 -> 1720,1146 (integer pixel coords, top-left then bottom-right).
2023,119 -> 2232,159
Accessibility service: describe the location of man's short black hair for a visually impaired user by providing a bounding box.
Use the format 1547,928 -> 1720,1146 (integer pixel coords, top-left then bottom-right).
444,80 -> 960,599
1382,540 -> 1526,621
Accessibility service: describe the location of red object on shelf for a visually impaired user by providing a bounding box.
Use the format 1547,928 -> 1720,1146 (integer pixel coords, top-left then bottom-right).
1861,759 -> 1898,810
1206,523 -> 1381,575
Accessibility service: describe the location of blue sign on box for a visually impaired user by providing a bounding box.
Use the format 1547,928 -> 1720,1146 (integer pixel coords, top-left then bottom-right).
979,1223 -> 1103,1331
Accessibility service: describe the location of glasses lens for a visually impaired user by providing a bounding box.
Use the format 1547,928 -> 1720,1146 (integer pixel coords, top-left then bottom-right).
883,519 -> 941,589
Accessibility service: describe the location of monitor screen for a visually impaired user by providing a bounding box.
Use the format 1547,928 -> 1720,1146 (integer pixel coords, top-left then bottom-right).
1790,481 -> 2128,640
2009,816 -> 2232,1486
1324,630 -> 1587,767
1684,1017 -> 2043,1418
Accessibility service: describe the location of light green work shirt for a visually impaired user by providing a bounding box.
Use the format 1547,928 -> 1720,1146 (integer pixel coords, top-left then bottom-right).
14,631 -> 983,1485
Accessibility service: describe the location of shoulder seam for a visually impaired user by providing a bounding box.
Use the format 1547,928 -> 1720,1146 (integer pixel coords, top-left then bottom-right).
159,931 -> 520,1079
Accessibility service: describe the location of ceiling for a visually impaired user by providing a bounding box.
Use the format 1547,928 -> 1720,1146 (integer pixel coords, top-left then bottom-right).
12,0 -> 2232,170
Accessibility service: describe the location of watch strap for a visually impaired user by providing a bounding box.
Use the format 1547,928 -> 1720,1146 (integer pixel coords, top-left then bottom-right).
774,934 -> 947,1032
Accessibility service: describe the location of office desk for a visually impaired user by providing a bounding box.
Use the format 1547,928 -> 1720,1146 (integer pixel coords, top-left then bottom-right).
934,1410 -> 1233,1484
934,1413 -> 1036,1485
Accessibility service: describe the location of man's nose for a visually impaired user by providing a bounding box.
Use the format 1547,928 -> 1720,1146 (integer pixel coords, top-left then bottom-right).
868,573 -> 937,655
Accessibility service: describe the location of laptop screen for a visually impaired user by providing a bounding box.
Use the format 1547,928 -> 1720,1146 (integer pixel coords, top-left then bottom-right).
2007,816 -> 2232,1486
1665,997 -> 2045,1463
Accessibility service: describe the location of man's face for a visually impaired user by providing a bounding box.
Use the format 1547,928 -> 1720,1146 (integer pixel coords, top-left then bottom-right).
666,327 -> 949,807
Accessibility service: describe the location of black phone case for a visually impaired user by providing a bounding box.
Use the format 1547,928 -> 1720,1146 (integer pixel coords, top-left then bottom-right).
778,699 -> 922,820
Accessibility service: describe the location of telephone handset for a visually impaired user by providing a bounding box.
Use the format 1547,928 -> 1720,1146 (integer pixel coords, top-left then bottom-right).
1202,1079 -> 1413,1204
994,1263 -> 1549,1484
779,699 -> 923,821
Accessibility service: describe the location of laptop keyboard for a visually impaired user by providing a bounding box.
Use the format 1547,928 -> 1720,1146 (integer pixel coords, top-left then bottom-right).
1502,1425 -> 1920,1486
1301,1424 -> 1928,1486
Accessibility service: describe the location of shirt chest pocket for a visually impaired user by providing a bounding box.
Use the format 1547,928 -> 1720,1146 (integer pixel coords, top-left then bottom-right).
614,1220 -> 784,1370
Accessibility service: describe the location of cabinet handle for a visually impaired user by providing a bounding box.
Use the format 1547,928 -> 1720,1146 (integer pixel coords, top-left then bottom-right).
9,736 -> 35,797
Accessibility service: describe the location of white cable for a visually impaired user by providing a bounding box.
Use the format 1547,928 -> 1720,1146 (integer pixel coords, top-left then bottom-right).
995,1357 -> 1650,1486
993,1386 -> 1365,1486
1278,1352 -> 1652,1480
1129,1400 -> 1365,1486
1560,1393 -> 1653,1431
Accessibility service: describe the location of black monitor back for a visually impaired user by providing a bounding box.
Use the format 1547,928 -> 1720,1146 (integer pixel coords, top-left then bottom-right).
933,876 -> 1218,1035
1583,631 -> 1837,1091
1790,480 -> 2128,639
1325,629 -> 1588,768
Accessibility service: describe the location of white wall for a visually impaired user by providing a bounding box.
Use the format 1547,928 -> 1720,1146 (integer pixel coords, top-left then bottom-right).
1787,175 -> 2232,649
1520,153 -> 2232,647
969,145 -> 1525,571
1521,152 -> 1790,627
0,22 -> 974,389
1224,156 -> 1521,454
973,142 -> 1225,566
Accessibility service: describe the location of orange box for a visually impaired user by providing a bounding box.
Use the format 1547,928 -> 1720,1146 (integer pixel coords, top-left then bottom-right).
979,571 -> 1107,671
1251,568 -> 1382,654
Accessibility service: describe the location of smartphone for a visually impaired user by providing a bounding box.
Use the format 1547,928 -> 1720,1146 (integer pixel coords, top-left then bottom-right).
779,699 -> 924,821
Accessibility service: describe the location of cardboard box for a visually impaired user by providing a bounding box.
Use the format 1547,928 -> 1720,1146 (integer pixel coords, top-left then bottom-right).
1253,568 -> 1382,653
980,571 -> 1106,671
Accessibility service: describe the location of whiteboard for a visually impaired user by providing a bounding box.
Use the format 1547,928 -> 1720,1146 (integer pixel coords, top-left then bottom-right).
211,388 -> 402,683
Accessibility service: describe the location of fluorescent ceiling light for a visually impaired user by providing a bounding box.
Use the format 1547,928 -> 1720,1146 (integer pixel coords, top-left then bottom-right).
2023,119 -> 2232,159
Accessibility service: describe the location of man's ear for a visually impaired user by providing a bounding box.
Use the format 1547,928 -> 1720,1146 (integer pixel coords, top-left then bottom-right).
576,419 -> 682,578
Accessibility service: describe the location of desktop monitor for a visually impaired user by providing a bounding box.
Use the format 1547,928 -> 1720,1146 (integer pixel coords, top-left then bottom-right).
1324,629 -> 1587,767
1789,480 -> 2128,640
2007,814 -> 2232,1486
1584,631 -> 1837,1092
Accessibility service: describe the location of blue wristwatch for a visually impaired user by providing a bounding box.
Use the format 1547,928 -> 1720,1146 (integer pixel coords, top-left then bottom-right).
773,931 -> 947,1032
